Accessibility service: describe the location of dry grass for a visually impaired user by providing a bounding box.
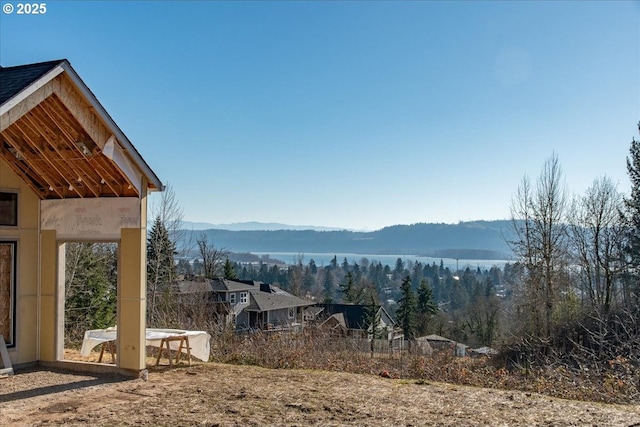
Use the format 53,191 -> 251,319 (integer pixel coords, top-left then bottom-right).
205,329 -> 640,405
60,328 -> 640,406
2,362 -> 640,427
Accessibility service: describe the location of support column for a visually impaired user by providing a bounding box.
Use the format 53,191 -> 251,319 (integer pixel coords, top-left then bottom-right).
39,229 -> 57,362
118,228 -> 147,372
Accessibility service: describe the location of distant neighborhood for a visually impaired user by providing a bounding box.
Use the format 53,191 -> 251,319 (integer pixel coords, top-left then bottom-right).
173,276 -> 495,357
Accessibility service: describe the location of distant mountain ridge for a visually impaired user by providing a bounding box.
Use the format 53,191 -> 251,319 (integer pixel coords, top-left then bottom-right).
180,221 -> 349,232
179,220 -> 515,260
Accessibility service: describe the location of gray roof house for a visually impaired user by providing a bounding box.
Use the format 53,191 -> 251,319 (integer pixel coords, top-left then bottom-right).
175,278 -> 314,332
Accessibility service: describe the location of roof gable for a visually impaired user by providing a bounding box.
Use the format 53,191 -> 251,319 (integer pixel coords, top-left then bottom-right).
317,303 -> 367,329
317,303 -> 396,330
0,59 -> 163,198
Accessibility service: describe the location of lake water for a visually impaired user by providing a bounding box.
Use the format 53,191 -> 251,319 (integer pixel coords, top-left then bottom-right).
251,251 -> 511,271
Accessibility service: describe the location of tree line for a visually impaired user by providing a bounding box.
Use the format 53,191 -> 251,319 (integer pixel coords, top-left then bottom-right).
65,125 -> 639,372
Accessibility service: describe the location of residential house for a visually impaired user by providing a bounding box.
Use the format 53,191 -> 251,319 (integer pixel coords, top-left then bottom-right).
314,303 -> 397,342
416,334 -> 469,357
175,278 -> 314,332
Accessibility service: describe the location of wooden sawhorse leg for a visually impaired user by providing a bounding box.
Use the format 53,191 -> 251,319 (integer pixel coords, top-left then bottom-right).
155,336 -> 191,367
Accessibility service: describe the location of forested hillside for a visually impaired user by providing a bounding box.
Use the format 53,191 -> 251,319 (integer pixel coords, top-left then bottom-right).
179,220 -> 514,259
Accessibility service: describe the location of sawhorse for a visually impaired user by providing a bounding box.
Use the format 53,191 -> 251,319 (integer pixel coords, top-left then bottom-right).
155,335 -> 191,368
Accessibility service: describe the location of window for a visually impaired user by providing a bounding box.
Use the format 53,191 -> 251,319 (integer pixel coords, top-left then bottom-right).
0,242 -> 16,346
229,293 -> 236,304
288,307 -> 295,319
0,192 -> 18,226
240,292 -> 248,304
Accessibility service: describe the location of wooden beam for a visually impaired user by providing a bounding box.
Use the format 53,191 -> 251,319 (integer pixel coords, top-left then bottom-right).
0,147 -> 49,198
18,113 -> 90,197
52,74 -> 111,150
22,106 -> 102,197
38,99 -> 123,196
2,130 -> 66,198
48,93 -> 139,196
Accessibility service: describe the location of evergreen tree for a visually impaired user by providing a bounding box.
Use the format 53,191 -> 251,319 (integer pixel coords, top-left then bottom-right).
623,122 -> 640,309
394,258 -> 404,278
65,243 -> 117,343
339,271 -> 366,303
396,275 -> 417,346
176,258 -> 192,275
308,259 -> 318,275
431,272 -> 443,302
364,292 -> 382,357
146,215 -> 177,324
411,262 -> 423,291
329,255 -> 338,269
322,269 -> 334,303
223,258 -> 237,279
339,271 -> 355,302
416,279 -> 438,336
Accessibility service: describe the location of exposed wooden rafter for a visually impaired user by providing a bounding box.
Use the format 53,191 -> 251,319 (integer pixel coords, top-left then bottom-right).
1,60 -> 163,197
1,85 -> 141,199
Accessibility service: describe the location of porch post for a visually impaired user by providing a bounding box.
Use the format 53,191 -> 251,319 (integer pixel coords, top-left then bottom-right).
118,227 -> 146,372
39,229 -> 57,361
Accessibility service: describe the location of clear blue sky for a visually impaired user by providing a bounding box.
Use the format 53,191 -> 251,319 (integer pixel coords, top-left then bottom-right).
1,1 -> 639,231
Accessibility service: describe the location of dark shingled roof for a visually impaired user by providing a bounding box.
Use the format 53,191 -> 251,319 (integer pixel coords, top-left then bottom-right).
245,285 -> 314,312
316,303 -> 369,330
210,278 -> 258,292
0,59 -> 65,106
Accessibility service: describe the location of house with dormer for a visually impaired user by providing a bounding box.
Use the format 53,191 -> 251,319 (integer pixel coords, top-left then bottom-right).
175,278 -> 314,332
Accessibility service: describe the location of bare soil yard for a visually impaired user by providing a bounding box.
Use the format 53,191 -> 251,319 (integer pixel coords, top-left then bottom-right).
1,362 -> 640,427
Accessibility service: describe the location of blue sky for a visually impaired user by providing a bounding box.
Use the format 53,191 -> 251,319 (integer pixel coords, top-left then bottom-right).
1,1 -> 639,231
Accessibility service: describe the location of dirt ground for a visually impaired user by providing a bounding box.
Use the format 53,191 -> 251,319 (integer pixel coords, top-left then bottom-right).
2,359 -> 640,427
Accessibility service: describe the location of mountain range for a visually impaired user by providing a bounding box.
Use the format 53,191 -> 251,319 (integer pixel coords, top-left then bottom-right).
180,221 -> 350,232
179,220 -> 515,260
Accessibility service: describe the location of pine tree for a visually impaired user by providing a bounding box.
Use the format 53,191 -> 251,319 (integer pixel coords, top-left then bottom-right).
322,269 -> 334,303
65,243 -> 117,343
223,258 -> 237,279
364,292 -> 381,357
416,279 -> 438,336
339,271 -> 365,303
147,215 -> 177,324
622,122 -> 640,309
396,275 -> 417,346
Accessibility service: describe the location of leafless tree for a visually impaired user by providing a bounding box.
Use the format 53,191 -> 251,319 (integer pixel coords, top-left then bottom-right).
509,154 -> 569,338
196,233 -> 227,279
568,176 -> 625,315
149,181 -> 187,257
147,182 -> 184,324
288,254 -> 305,296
